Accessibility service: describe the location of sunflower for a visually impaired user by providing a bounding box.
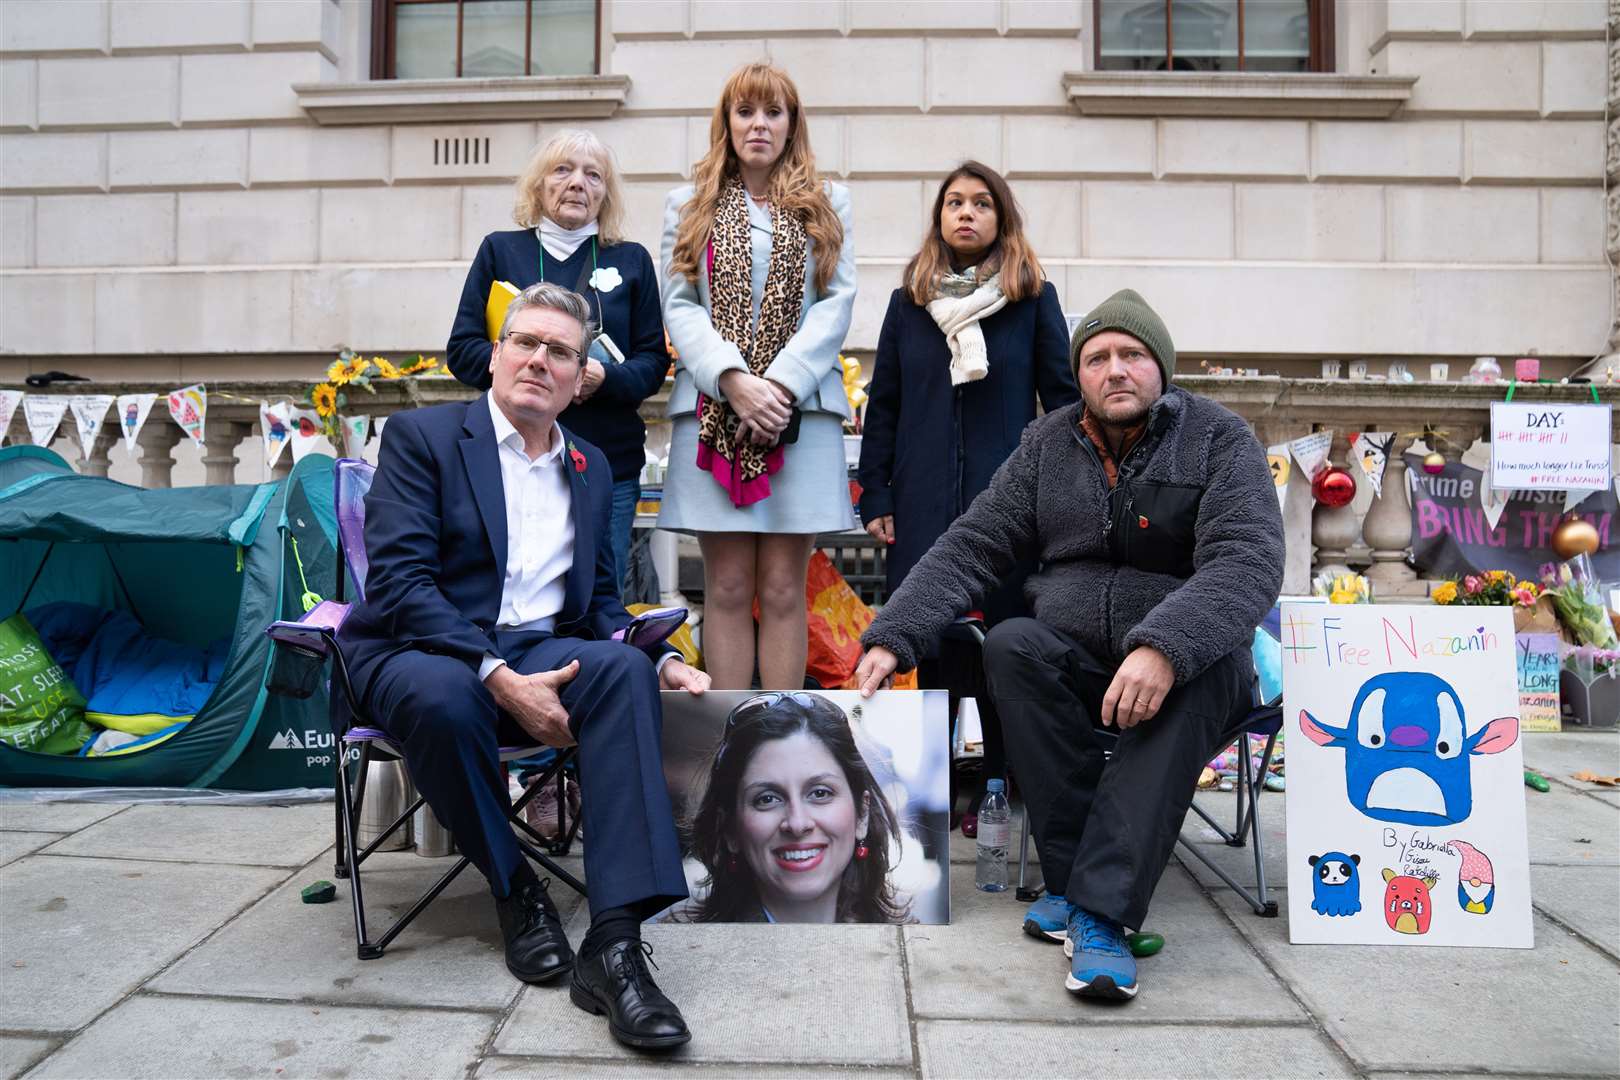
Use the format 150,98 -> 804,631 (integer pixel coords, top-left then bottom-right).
312,382 -> 338,418
326,355 -> 369,385
401,355 -> 441,375
372,355 -> 403,379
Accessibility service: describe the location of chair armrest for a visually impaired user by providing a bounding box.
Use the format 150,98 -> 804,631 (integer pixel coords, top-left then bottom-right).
265,600 -> 352,658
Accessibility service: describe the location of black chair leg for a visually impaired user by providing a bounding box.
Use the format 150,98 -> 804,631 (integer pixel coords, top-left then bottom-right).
333,751 -> 349,879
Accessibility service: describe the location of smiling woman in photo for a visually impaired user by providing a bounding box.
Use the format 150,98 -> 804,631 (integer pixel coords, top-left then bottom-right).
676,692 -> 910,924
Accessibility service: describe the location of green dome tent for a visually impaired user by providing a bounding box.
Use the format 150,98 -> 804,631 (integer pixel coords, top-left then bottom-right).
0,446 -> 338,791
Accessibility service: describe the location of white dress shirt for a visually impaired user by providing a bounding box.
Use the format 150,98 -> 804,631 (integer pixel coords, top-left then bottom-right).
477,395 -> 675,683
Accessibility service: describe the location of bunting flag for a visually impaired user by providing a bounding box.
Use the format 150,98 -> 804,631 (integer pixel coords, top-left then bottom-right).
289,408 -> 327,463
22,394 -> 70,447
166,384 -> 207,446
374,416 -> 388,441
115,393 -> 158,455
1288,429 -> 1333,480
1460,438 -> 1514,531
260,401 -> 292,470
1347,431 -> 1393,499
1265,443 -> 1291,514
68,394 -> 116,460
340,414 -> 370,459
0,390 -> 21,445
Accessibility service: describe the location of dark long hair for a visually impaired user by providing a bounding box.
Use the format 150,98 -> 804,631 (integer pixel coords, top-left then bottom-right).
684,693 -> 910,924
904,160 -> 1044,305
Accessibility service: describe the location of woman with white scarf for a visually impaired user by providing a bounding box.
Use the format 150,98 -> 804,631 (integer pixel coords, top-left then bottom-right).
448,129 -> 671,594
857,160 -> 1077,837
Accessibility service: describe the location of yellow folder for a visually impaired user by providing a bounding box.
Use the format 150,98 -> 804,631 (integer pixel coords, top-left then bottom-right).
485,280 -> 521,341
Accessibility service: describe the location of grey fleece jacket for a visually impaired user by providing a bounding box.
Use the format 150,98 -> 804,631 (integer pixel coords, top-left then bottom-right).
861,386 -> 1285,684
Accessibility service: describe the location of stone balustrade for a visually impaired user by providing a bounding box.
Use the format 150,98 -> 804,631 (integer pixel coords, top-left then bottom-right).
5,375 -> 1615,596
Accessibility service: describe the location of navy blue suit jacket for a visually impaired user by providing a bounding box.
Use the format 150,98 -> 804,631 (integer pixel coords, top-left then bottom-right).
337,393 -> 635,703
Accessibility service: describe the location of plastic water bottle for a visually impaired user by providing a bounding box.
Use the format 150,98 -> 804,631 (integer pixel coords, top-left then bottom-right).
975,779 -> 1011,892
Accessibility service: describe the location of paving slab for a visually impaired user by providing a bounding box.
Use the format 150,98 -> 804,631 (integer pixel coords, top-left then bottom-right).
1176,786 -> 1288,893
479,1059 -> 913,1078
40,803 -> 334,867
0,801 -> 126,834
0,831 -> 58,869
917,1019 -> 1354,1079
494,922 -> 911,1065
0,1036 -> 55,1080
25,994 -> 498,1079
151,849 -> 582,1011
1212,890 -> 1620,1076
1523,782 -> 1619,866
0,855 -> 286,1032
1530,863 -> 1620,961
905,863 -> 1305,1024
1522,730 -> 1620,786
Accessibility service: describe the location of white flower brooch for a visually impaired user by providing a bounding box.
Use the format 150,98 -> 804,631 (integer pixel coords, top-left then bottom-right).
588,266 -> 623,293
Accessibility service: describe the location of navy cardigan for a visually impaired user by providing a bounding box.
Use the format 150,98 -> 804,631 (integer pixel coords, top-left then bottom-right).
448,229 -> 671,483
858,281 -> 1079,601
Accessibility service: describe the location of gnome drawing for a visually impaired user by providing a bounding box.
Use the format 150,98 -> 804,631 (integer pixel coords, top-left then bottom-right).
1451,840 -> 1495,914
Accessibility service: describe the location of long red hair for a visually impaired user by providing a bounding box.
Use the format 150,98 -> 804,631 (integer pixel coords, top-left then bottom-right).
669,63 -> 843,293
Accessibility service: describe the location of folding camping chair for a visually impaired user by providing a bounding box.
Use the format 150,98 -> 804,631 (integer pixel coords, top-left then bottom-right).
951,616 -> 1284,916
265,458 -> 585,960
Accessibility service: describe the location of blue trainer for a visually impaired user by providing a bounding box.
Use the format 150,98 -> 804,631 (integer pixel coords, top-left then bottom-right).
1064,908 -> 1138,1000
1022,893 -> 1070,943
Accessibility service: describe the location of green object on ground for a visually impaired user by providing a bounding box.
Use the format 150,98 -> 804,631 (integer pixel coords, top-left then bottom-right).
301,880 -> 337,904
1127,931 -> 1165,957
0,612 -> 92,755
1524,770 -> 1550,793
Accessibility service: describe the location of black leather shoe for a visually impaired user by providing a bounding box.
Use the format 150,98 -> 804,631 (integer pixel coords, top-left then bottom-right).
569,940 -> 691,1050
494,877 -> 573,984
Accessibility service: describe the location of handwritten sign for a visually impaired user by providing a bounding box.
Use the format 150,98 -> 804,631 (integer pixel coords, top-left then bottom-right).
1282,603 -> 1532,948
1491,401 -> 1612,491
1515,632 -> 1561,733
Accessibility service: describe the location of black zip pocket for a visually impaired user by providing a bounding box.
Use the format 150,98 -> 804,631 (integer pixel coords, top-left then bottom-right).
1123,482 -> 1203,578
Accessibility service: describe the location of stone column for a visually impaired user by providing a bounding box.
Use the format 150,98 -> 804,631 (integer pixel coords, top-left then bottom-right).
136,423 -> 185,489
1362,436 -> 1419,594
77,431 -> 118,478
202,422 -> 248,486
1311,439 -> 1359,582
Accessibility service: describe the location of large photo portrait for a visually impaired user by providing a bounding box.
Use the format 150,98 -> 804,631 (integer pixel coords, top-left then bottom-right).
656,690 -> 950,925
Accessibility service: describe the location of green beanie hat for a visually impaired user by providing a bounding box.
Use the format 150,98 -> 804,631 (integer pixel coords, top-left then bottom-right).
1071,289 -> 1175,387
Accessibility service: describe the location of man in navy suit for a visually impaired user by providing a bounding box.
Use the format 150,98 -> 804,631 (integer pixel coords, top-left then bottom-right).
338,282 -> 708,1051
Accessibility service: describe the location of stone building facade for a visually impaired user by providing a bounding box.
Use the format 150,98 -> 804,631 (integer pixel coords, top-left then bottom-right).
0,0 -> 1610,388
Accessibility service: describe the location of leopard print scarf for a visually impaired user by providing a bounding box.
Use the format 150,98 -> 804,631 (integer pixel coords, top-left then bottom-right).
695,177 -> 808,506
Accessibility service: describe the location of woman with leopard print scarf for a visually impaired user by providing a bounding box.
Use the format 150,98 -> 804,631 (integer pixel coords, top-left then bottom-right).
658,63 -> 856,691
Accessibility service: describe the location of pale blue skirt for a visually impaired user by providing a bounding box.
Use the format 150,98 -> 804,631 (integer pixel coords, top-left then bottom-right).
657,411 -> 855,535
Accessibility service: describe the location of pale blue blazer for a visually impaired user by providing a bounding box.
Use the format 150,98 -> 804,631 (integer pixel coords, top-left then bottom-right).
658,181 -> 856,420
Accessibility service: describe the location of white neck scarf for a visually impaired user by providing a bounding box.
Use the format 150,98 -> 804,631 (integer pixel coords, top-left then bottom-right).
926,271 -> 1008,386
537,217 -> 599,263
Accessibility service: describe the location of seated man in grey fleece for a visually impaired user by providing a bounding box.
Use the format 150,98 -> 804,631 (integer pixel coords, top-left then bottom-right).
854,289 -> 1283,1002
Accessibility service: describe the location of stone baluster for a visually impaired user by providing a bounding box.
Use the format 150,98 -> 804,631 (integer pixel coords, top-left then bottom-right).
136,423 -> 185,489
1311,437 -> 1359,582
77,431 -> 119,478
203,422 -> 248,486
1362,436 -> 1419,594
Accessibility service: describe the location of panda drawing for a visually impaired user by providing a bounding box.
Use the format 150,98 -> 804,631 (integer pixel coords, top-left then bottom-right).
1308,851 -> 1362,916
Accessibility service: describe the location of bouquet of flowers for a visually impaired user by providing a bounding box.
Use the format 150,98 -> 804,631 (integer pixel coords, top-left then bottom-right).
305,349 -> 443,440
1540,554 -> 1619,654
1430,569 -> 1541,608
1313,572 -> 1371,604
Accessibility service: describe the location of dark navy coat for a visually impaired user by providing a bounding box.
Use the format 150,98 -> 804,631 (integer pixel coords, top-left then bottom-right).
858,281 -> 1078,605
448,230 -> 670,483
335,395 -> 635,703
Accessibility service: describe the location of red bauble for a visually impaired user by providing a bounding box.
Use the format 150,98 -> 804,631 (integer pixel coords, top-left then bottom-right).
1312,466 -> 1357,508
1422,451 -> 1446,475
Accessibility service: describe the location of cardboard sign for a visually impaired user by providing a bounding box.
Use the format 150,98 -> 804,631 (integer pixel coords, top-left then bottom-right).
1515,632 -> 1561,733
1490,401 -> 1612,491
1282,603 -> 1532,948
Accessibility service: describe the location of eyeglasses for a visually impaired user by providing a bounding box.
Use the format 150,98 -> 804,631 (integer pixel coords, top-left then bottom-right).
727,691 -> 823,729
502,332 -> 582,366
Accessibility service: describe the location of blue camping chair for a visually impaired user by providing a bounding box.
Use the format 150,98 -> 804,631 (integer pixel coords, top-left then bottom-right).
265,458 -> 584,959
951,614 -> 1284,917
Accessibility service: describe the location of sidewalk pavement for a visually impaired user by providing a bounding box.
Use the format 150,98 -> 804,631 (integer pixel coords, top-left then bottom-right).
2,731 -> 1616,1080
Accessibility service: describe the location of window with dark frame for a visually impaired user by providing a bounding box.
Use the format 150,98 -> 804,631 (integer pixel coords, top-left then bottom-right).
1093,0 -> 1334,73
371,0 -> 600,80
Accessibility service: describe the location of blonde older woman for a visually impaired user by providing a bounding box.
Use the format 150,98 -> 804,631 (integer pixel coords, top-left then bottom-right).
449,129 -> 670,589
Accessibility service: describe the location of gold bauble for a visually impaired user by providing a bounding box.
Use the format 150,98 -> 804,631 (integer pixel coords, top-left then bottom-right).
1550,517 -> 1601,560
1421,451 -> 1446,475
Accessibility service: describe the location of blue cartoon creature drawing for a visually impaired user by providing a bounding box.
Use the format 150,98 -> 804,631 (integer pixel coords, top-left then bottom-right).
1450,840 -> 1495,914
1299,671 -> 1518,827
1308,851 -> 1362,916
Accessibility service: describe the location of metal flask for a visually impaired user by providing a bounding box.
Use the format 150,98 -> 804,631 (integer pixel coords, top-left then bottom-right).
354,759 -> 414,852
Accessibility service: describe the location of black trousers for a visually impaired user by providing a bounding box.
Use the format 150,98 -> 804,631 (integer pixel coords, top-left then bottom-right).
983,618 -> 1247,930
918,633 -> 1005,810
364,632 -> 689,918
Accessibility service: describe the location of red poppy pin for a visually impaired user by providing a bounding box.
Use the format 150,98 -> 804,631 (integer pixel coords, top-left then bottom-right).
568,440 -> 587,479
